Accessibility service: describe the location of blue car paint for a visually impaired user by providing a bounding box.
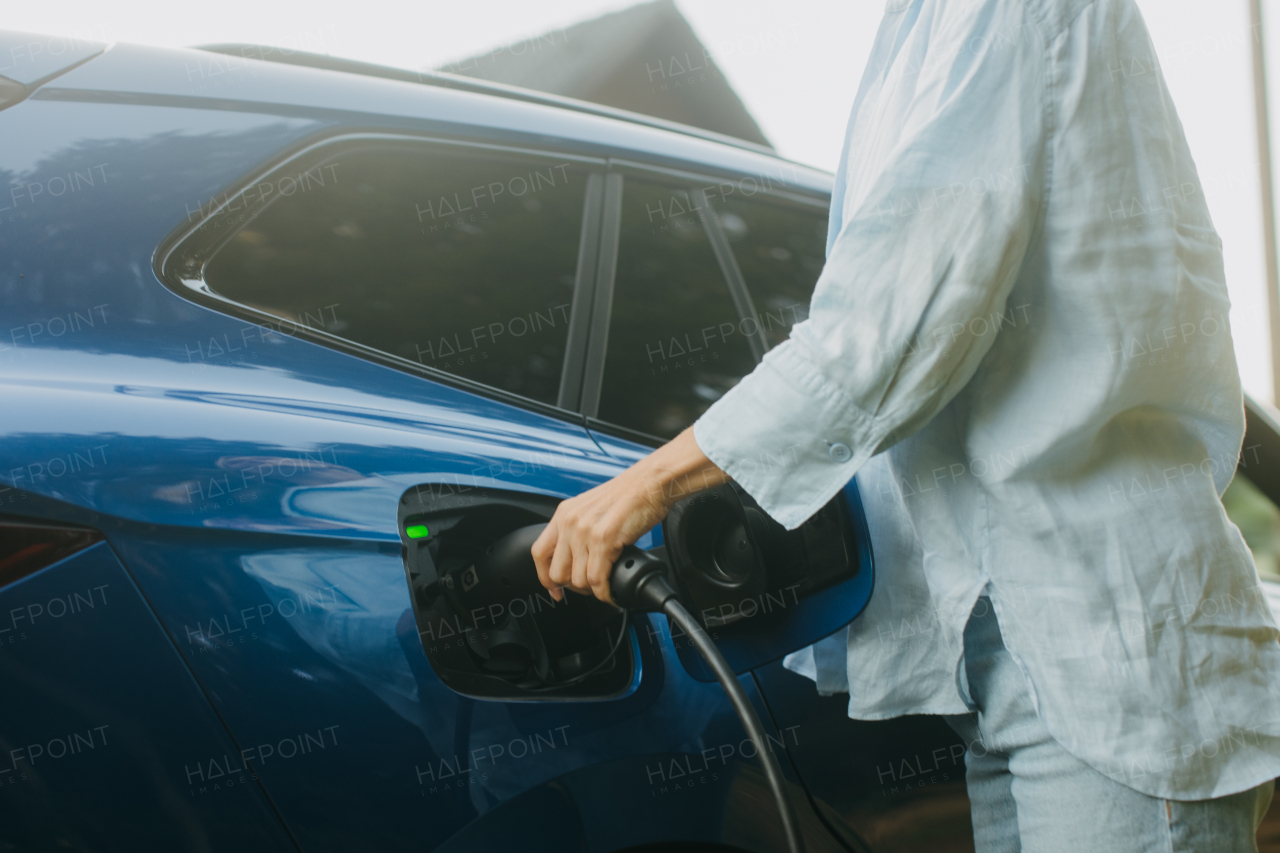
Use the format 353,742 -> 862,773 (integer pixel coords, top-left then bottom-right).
0,540 -> 295,850
0,30 -> 105,86
0,40 -> 870,852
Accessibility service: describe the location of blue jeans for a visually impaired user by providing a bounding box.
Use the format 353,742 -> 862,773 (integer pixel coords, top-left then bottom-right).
944,596 -> 1275,852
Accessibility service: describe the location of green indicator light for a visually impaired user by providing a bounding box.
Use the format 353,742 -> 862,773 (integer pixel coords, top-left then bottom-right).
406,524 -> 430,540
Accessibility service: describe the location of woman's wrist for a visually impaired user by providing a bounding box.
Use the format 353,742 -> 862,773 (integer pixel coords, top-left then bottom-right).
636,426 -> 730,510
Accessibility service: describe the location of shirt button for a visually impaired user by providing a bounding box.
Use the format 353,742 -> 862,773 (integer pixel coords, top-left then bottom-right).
828,442 -> 852,463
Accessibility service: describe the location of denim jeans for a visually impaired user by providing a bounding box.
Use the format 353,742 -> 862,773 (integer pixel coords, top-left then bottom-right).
944,596 -> 1275,852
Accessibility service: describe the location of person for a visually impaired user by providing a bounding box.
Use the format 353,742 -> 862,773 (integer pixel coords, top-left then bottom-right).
531,0 -> 1280,848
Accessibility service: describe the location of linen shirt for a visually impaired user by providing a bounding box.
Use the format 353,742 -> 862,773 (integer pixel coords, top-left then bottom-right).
693,0 -> 1280,799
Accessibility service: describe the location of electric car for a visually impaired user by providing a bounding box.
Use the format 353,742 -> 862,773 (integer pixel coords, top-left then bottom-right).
2,30 -> 1279,853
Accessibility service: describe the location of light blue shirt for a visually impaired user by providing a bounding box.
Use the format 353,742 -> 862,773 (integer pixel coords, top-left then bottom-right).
693,0 -> 1280,799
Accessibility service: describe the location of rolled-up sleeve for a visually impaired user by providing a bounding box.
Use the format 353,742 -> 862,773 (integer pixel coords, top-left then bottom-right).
695,0 -> 1048,530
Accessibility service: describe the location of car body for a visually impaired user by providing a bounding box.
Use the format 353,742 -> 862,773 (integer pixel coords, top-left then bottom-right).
2,30 -> 1278,853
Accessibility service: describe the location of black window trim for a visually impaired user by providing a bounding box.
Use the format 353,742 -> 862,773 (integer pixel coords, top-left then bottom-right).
154,130 -> 609,425
577,172 -> 625,418
556,172 -> 607,410
694,186 -> 768,363
585,415 -> 668,449
578,158 -> 831,447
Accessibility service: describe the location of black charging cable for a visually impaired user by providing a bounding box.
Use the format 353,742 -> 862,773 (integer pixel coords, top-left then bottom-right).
610,546 -> 805,853
457,520 -> 803,850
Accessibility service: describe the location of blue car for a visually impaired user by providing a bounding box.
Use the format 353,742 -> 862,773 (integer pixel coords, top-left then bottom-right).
9,28 -> 1277,853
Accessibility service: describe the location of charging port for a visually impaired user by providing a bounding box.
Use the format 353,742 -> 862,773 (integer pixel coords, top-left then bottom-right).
398,485 -> 636,702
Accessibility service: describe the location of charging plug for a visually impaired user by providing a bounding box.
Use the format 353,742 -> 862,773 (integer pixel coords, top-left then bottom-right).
608,545 -> 677,611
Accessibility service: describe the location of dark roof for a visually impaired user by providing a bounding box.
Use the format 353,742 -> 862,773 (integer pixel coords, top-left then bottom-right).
438,0 -> 771,148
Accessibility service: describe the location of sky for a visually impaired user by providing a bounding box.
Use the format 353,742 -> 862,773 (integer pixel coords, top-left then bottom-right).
4,0 -> 1278,402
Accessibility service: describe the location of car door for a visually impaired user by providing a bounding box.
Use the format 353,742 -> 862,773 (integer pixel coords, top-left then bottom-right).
575,163 -> 874,676
576,163 -> 977,852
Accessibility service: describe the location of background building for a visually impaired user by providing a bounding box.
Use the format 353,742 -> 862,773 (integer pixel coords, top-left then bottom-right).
438,0 -> 771,148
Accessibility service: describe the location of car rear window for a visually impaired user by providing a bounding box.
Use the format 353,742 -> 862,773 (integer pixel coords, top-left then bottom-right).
203,144 -> 589,406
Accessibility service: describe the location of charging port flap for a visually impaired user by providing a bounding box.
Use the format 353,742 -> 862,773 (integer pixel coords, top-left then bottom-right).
660,479 -> 874,682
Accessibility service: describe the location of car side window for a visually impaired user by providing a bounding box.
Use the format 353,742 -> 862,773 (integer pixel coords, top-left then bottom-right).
596,180 -> 757,440
716,194 -> 828,349
595,181 -> 829,440
203,145 -> 589,406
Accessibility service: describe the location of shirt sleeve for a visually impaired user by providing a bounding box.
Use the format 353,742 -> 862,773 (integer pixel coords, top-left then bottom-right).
694,0 -> 1047,530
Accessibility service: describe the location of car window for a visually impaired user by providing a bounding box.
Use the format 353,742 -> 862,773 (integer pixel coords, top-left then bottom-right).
716,194 -> 827,349
203,145 -> 589,406
1222,473 -> 1280,581
596,180 -> 757,439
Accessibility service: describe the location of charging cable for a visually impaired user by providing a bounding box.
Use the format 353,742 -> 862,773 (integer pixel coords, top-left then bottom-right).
610,546 -> 805,853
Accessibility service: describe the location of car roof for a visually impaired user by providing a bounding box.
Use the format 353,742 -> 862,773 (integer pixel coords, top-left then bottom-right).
196,43 -> 780,159
29,38 -> 835,197
0,29 -> 105,85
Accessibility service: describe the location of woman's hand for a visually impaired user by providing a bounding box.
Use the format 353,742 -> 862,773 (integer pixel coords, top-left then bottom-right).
532,427 -> 728,606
